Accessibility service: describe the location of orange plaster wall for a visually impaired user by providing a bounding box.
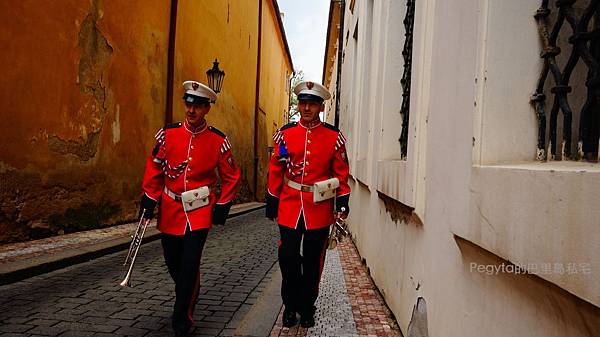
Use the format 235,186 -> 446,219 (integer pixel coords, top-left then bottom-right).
0,0 -> 292,243
0,0 -> 170,242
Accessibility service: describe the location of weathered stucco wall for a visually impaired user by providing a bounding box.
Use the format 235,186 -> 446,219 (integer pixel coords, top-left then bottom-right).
0,0 -> 293,243
331,0 -> 600,335
0,0 -> 170,243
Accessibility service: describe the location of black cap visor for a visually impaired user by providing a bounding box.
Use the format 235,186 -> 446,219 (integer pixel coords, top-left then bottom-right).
183,93 -> 210,105
297,93 -> 324,103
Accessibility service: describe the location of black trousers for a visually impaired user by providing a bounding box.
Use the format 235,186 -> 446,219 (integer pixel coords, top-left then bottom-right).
278,215 -> 330,314
161,228 -> 209,333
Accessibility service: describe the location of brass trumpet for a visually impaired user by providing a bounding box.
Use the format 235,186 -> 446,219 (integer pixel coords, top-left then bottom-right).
119,210 -> 151,287
328,209 -> 349,250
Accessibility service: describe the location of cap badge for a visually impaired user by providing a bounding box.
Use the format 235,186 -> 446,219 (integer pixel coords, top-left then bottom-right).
307,82 -> 314,90
192,82 -> 199,91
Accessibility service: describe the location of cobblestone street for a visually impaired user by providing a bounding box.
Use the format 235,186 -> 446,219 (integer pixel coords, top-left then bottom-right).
0,207 -> 402,337
0,210 -> 279,337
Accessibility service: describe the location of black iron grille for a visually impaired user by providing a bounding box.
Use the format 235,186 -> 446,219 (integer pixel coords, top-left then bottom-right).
400,0 -> 416,159
532,0 -> 600,161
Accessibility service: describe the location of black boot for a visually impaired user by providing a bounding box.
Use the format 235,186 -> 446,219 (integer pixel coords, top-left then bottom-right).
300,306 -> 316,328
282,309 -> 298,328
174,330 -> 189,337
172,318 -> 190,337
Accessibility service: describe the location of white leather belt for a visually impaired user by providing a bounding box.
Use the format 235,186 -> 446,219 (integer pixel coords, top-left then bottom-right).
284,177 -> 313,192
163,187 -> 182,202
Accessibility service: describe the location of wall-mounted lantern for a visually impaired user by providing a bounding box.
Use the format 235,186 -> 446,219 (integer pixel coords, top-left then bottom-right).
206,59 -> 225,93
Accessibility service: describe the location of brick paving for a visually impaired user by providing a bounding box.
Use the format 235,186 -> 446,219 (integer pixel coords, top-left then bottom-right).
269,239 -> 402,337
0,209 -> 278,337
339,240 -> 401,337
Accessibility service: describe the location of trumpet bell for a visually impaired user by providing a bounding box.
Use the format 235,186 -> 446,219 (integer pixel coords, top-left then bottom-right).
328,236 -> 338,250
119,277 -> 131,287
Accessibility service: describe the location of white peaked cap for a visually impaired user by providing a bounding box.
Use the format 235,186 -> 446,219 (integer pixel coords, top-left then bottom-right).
293,81 -> 331,101
182,81 -> 218,103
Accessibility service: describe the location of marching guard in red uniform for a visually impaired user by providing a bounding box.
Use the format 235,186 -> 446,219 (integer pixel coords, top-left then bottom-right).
266,81 -> 351,328
139,80 -> 241,337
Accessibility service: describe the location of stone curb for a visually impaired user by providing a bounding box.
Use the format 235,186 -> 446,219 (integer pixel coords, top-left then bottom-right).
234,263 -> 283,337
0,203 -> 265,286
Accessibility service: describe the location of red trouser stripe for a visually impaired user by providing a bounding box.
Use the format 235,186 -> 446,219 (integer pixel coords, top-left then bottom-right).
317,237 -> 328,287
187,270 -> 201,323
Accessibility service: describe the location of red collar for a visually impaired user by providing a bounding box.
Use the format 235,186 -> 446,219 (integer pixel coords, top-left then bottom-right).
299,119 -> 322,129
184,119 -> 207,134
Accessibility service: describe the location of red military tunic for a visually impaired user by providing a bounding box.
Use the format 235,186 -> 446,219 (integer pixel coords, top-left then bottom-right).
267,120 -> 351,230
142,120 -> 241,235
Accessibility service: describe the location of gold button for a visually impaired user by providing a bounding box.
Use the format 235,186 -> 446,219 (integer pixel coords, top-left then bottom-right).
308,130 -> 312,134
306,161 -> 310,165
304,172 -> 308,176
190,145 -> 195,149
185,179 -> 189,183
187,168 -> 191,172
307,150 -> 311,155
188,157 -> 192,161
307,140 -> 311,144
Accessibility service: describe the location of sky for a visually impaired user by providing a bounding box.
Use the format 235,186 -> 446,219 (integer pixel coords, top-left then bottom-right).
278,0 -> 330,83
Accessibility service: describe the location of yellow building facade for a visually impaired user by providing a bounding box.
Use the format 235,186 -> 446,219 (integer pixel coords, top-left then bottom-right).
256,0 -> 294,200
0,0 -> 292,243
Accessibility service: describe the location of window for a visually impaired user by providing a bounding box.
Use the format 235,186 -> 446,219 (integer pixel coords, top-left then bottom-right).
399,0 -> 416,159
380,0 -> 415,161
531,1 -> 599,162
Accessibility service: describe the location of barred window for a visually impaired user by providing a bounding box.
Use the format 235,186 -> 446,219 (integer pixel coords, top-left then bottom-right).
532,0 -> 600,162
399,0 -> 416,159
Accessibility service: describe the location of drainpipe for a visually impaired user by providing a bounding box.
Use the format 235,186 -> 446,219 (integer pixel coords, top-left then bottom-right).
253,0 -> 263,200
165,0 -> 178,124
334,0 -> 345,128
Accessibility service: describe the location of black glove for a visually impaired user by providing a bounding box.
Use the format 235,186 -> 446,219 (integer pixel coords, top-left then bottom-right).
139,194 -> 157,219
212,202 -> 232,225
335,194 -> 350,215
265,194 -> 279,220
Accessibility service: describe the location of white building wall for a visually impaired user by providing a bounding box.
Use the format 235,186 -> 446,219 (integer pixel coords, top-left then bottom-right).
327,0 -> 600,336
